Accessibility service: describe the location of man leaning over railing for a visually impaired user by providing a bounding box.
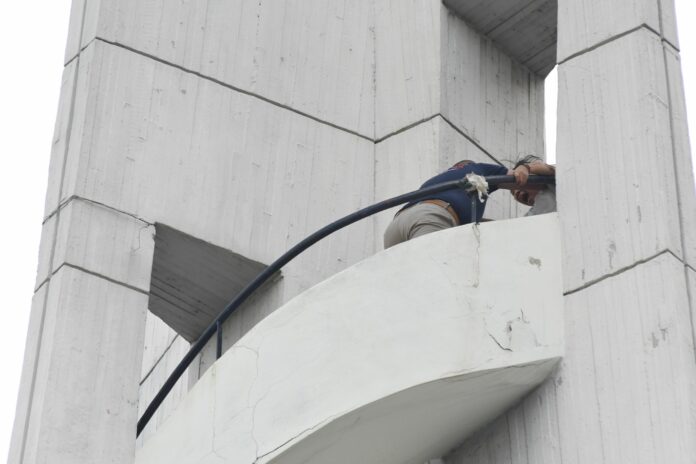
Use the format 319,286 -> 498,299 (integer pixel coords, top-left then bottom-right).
383,155 -> 556,248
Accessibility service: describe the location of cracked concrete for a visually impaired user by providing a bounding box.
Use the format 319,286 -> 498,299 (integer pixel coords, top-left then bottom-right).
136,215 -> 563,464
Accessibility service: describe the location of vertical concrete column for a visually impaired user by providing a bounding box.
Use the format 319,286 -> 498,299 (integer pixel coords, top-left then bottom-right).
552,0 -> 696,458
8,2 -> 154,462
8,201 -> 154,464
444,0 -> 696,463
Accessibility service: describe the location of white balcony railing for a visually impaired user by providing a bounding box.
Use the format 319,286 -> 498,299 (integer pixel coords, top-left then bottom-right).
136,213 -> 564,464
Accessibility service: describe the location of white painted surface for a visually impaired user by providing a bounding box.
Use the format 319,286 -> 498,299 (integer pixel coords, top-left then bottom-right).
446,253 -> 696,464
136,214 -> 564,464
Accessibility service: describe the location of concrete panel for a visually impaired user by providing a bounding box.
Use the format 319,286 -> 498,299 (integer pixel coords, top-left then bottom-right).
442,12 -> 545,161
688,267 -> 696,351
59,41 -> 375,285
557,0 -> 661,62
81,0 -> 375,136
49,199 -> 155,291
140,311 -> 181,381
445,377 -> 561,464
136,214 -> 563,464
137,323 -> 192,448
375,0 -> 442,138
34,215 -> 57,290
443,0 -> 558,76
557,30 -> 682,291
195,268 -> 286,380
63,0 -> 85,63
664,46 -> 696,268
8,286 -> 48,464
659,0 -> 679,50
148,223 -> 268,342
15,267 -> 148,464
374,117 -> 530,248
445,253 -> 696,464
44,59 -> 79,217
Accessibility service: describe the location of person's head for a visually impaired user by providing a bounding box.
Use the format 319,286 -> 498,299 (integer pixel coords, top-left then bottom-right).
512,187 -> 544,206
513,154 -> 543,169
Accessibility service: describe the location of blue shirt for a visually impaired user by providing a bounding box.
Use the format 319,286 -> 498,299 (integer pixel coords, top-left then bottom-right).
406,163 -> 508,224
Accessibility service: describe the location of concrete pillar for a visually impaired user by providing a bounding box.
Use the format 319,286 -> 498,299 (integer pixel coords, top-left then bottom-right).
8,200 -> 153,463
444,0 -> 696,462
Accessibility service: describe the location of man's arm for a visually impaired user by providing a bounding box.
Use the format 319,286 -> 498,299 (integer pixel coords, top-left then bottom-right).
499,161 -> 555,189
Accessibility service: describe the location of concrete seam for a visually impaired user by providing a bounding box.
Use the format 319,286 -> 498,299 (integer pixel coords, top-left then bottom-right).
44,195 -> 153,226
522,41 -> 556,69
564,249 -> 674,296
17,0 -> 90,461
34,277 -> 49,294
558,24 -> 656,66
55,262 -> 150,295
505,414 -> 514,462
483,0 -> 547,36
439,115 -> 505,166
659,37 -> 696,361
371,0 -> 378,256
663,39 -> 680,54
93,37 -> 374,142
374,113 -> 440,144
655,0 -> 681,51
139,334 -> 181,386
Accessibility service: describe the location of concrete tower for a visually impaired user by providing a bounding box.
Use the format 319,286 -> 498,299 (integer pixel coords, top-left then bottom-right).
9,1 -> 696,463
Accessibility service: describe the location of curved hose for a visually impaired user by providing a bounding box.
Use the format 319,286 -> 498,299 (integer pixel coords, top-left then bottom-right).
137,174 -> 555,436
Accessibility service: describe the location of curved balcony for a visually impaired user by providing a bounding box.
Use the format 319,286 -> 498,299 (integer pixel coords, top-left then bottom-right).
136,213 -> 563,464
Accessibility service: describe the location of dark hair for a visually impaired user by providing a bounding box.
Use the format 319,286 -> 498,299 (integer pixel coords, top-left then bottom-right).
513,154 -> 543,169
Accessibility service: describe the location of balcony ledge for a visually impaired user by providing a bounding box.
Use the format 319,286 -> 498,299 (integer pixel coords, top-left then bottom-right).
136,213 -> 564,464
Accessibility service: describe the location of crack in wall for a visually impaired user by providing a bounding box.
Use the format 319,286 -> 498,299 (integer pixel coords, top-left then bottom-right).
44,194 -> 153,226
488,332 -> 513,352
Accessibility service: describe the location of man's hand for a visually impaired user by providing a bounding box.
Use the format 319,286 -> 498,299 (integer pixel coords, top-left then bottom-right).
512,164 -> 530,186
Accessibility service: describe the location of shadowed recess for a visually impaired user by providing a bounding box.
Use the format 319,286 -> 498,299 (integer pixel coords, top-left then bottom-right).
148,224 -> 269,342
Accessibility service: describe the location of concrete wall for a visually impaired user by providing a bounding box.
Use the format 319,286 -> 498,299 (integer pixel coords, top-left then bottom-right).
444,1 -> 696,462
10,0 -> 548,462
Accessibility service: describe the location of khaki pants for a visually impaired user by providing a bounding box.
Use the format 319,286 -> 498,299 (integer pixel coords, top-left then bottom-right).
383,203 -> 456,249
